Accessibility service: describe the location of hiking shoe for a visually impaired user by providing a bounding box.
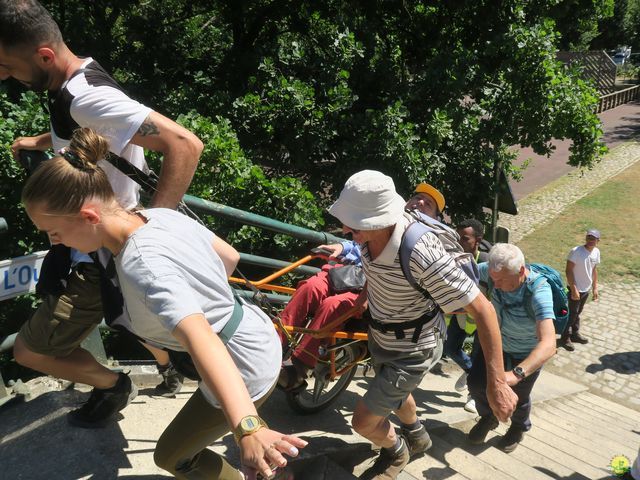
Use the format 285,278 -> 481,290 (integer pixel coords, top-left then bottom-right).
467,415 -> 499,445
464,395 -> 477,414
570,332 -> 589,344
360,437 -> 410,480
559,337 -> 575,351
497,425 -> 524,453
68,372 -> 138,428
454,372 -> 468,392
401,423 -> 432,457
154,363 -> 184,397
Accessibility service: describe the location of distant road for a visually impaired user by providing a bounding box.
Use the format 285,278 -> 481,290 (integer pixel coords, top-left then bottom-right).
510,99 -> 640,200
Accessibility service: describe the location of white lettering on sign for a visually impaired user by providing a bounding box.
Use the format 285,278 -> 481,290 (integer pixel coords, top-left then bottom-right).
0,251 -> 48,301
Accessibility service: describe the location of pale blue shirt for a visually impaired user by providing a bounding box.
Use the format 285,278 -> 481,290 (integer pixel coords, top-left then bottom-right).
479,263 -> 554,356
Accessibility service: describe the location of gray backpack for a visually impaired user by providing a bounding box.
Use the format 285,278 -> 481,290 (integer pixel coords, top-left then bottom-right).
399,210 -> 480,298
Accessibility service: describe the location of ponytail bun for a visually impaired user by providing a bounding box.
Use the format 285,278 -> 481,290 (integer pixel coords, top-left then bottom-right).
67,128 -> 111,169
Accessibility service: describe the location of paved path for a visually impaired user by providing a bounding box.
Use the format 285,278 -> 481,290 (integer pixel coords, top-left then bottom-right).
501,140 -> 640,244
544,281 -> 640,412
511,99 -> 640,200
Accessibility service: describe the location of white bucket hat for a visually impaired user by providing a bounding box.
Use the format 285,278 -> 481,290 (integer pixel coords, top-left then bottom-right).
328,170 -> 406,230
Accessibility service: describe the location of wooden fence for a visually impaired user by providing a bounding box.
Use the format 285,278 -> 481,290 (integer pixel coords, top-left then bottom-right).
597,84 -> 640,113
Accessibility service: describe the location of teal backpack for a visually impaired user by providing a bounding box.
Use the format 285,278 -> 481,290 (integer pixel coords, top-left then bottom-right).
525,264 -> 570,335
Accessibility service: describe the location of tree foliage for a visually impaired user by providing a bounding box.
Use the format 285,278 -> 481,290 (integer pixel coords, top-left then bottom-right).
591,0 -> 640,51
2,0 -> 608,248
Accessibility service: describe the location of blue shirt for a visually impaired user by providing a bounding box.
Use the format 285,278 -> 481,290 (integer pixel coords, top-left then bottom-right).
479,263 -> 554,356
339,240 -> 362,265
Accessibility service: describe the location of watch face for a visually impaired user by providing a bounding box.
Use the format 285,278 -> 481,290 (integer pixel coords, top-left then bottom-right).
241,416 -> 260,431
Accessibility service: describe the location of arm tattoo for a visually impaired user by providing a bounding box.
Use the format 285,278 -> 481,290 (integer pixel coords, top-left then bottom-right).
137,121 -> 160,137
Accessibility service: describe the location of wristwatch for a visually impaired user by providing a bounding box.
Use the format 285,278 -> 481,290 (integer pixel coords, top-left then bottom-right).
512,366 -> 526,380
233,415 -> 268,443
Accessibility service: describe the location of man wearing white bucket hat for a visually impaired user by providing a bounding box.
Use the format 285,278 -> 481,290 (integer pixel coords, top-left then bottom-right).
328,170 -> 517,479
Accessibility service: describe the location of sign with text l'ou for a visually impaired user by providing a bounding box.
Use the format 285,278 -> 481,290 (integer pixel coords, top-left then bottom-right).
0,251 -> 48,301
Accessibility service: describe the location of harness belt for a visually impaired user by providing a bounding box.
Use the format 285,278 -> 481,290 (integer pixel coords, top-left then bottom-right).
168,295 -> 244,381
367,308 -> 440,343
218,295 -> 244,344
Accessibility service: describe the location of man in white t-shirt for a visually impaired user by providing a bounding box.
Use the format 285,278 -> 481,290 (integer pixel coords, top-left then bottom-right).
0,0 -> 203,427
328,170 -> 517,479
560,229 -> 601,351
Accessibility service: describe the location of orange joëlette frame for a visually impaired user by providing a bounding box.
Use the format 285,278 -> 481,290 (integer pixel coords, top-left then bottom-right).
228,253 -> 369,342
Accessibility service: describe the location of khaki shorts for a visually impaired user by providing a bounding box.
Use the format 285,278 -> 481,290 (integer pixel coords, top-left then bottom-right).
19,263 -> 103,357
363,347 -> 434,417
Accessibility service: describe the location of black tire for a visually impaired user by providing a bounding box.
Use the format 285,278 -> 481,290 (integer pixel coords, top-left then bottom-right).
285,341 -> 362,414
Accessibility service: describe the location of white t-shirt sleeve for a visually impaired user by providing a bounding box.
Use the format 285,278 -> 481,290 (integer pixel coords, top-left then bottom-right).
567,247 -> 579,262
144,274 -> 205,333
70,85 -> 152,155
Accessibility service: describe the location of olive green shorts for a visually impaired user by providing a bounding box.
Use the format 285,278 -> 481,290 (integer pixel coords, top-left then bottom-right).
18,262 -> 103,357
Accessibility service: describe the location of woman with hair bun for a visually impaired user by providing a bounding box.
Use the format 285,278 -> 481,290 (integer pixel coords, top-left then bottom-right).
22,128 -> 307,480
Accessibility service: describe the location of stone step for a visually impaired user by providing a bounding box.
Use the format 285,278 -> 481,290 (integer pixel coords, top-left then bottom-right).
570,394 -> 640,429
529,409 -> 637,463
578,391 -> 640,422
434,421 -> 555,480
490,423 -> 591,480
414,434 -> 516,480
524,414 -> 615,472
285,455 -> 358,479
503,423 -> 608,480
537,398 -> 640,446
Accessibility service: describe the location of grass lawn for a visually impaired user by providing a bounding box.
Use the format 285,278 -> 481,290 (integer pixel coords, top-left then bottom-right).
516,159 -> 640,284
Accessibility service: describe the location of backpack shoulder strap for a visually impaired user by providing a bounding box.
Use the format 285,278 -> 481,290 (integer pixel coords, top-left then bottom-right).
106,153 -> 158,193
523,269 -> 547,320
399,221 -> 435,299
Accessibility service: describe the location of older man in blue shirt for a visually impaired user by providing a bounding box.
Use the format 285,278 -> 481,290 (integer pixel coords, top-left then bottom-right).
467,243 -> 557,453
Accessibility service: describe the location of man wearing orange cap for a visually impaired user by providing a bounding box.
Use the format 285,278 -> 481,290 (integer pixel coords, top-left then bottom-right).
406,183 -> 446,221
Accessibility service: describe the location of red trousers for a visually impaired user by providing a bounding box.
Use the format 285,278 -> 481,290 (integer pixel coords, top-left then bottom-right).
279,264 -> 358,367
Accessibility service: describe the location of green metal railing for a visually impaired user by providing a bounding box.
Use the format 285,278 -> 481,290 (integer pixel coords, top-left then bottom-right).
184,195 -> 341,245
0,200 -> 342,405
0,203 -> 344,405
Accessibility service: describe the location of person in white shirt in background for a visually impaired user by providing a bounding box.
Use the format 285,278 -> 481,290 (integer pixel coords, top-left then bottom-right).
560,229 -> 601,351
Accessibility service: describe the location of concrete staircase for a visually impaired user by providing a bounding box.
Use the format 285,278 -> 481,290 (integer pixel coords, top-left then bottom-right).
1,362 -> 638,479
371,391 -> 640,480
266,361 -> 640,479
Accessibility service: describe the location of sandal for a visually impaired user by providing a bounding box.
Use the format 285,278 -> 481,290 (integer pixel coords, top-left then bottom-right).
277,365 -> 307,392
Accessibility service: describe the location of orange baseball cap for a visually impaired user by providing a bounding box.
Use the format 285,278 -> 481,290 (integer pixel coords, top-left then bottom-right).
413,183 -> 446,213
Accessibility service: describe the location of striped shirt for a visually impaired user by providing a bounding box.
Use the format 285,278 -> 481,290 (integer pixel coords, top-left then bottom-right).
362,214 -> 479,352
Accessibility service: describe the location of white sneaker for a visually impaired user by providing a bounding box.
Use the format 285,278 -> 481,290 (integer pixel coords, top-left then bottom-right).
464,395 -> 477,414
454,372 -> 468,392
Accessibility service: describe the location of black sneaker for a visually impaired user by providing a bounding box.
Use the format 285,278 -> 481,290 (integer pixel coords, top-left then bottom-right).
468,415 -> 499,444
360,437 -> 410,480
559,337 -> 575,351
497,425 -> 524,453
68,372 -> 138,428
400,423 -> 432,457
570,332 -> 589,344
155,363 -> 184,397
